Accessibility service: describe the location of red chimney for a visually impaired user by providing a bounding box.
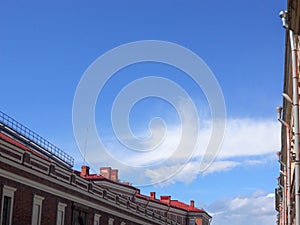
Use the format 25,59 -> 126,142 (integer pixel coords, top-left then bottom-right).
150,192 -> 156,199
111,169 -> 119,182
80,166 -> 90,177
160,196 -> 171,204
190,200 -> 195,208
100,167 -> 112,179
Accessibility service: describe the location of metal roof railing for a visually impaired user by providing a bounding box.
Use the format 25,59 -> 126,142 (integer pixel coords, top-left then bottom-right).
0,111 -> 74,167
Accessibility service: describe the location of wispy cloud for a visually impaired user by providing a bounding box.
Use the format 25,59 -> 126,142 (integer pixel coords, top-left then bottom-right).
99,117 -> 280,164
206,191 -> 276,225
133,118 -> 279,185
216,118 -> 280,158
144,157 -> 269,186
144,160 -> 239,186
74,116 -> 280,185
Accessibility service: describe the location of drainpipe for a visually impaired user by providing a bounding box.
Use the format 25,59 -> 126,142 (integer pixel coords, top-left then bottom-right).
280,201 -> 283,225
280,10 -> 300,225
278,172 -> 287,225
285,126 -> 291,225
277,106 -> 292,225
278,177 -> 285,225
281,166 -> 287,225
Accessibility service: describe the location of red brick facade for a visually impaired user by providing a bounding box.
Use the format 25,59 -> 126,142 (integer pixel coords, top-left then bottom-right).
0,113 -> 211,225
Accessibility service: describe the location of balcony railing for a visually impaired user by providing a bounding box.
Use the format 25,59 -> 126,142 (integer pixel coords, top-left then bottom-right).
0,111 -> 74,167
0,139 -> 178,225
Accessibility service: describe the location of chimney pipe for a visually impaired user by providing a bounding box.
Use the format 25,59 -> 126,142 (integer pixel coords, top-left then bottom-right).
190,200 -> 195,208
100,167 -> 112,179
111,169 -> 119,182
160,196 -> 171,204
80,165 -> 90,177
150,192 -> 156,199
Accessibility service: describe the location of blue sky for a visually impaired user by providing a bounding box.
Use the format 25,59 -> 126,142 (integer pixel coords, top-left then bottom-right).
0,1 -> 286,224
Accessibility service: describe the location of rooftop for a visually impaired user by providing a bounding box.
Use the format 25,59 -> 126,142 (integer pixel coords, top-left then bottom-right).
0,111 -> 74,167
0,110 -> 210,218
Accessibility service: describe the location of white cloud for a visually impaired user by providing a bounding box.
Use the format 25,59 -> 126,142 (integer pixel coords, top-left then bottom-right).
141,118 -> 280,185
96,117 -> 280,165
203,160 -> 241,175
144,157 -> 268,186
217,118 -> 280,158
74,115 -> 280,185
207,191 -> 277,225
145,161 -> 200,186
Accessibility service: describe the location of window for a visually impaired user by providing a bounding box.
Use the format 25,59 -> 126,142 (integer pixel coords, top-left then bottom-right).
31,195 -> 44,225
189,218 -> 195,225
108,218 -> 114,225
178,216 -> 183,224
73,209 -> 87,225
173,214 -> 177,222
93,214 -> 101,225
0,185 -> 16,225
56,203 -> 67,225
167,212 -> 171,219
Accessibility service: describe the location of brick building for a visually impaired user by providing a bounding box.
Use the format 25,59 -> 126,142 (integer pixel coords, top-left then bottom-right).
81,166 -> 211,225
0,111 -> 211,225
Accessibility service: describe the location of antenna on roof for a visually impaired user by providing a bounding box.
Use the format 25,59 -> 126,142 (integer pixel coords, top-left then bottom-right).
83,128 -> 88,165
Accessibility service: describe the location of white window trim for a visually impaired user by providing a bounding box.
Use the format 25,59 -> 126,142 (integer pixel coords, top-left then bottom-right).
108,218 -> 114,225
56,202 -> 67,225
31,195 -> 44,225
93,213 -> 101,225
0,185 -> 16,225
189,217 -> 196,225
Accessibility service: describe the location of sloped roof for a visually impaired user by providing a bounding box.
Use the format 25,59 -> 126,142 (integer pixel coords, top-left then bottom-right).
135,193 -> 205,213
0,132 -> 51,162
80,173 -> 139,191
170,200 -> 204,213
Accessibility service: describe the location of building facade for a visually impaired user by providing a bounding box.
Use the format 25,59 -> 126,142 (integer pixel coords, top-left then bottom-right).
0,111 -> 211,225
81,166 -> 211,225
276,1 -> 300,225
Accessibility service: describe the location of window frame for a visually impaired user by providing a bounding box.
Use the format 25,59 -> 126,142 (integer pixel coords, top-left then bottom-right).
93,214 -> 101,225
189,218 -> 196,225
73,208 -> 87,225
56,202 -> 67,225
0,185 -> 16,225
108,218 -> 114,225
31,195 -> 44,225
